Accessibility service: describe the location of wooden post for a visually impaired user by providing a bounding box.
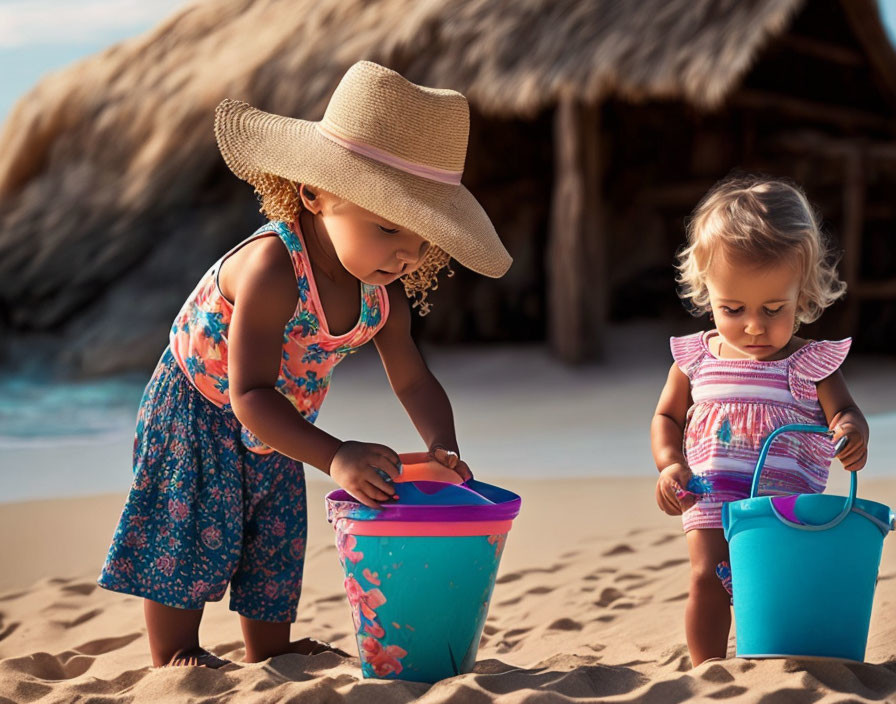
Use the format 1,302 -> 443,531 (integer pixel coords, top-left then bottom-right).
840,148 -> 865,337
547,96 -> 605,362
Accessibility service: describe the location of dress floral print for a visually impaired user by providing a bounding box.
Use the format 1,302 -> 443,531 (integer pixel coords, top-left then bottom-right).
169,219 -> 389,453
98,219 -> 389,622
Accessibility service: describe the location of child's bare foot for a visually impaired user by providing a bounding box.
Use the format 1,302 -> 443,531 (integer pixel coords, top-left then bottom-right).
287,637 -> 350,657
159,647 -> 231,669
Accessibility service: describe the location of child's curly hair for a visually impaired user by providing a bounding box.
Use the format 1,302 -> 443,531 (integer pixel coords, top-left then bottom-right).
250,173 -> 452,316
676,175 -> 846,325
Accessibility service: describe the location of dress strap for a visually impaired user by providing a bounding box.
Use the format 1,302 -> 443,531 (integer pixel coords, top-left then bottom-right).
670,332 -> 706,379
788,338 -> 852,402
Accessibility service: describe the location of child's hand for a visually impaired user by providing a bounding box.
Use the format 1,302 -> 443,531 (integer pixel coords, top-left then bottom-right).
830,420 -> 868,472
329,441 -> 401,508
656,462 -> 695,515
429,445 -> 473,481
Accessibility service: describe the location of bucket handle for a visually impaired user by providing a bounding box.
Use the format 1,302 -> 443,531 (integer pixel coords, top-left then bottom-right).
750,423 -> 856,532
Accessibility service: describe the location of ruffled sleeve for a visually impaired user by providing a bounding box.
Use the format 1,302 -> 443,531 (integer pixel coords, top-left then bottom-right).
788,338 -> 852,402
670,332 -> 706,379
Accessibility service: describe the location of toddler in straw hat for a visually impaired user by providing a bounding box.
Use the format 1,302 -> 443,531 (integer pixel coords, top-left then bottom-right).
650,175 -> 868,666
97,61 -> 511,668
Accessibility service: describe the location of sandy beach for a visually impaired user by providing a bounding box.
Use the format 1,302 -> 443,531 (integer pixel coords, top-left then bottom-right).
3,333 -> 896,702
2,476 -> 896,702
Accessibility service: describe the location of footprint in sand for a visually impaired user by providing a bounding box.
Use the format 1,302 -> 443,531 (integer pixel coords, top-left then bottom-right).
698,663 -> 735,683
53,608 -> 103,629
710,684 -> 748,698
663,592 -> 689,603
313,594 -> 345,604
44,601 -> 80,612
60,582 -> 97,597
584,567 -> 617,582
646,558 -> 688,571
602,544 -> 635,557
497,627 -> 530,650
0,591 -> 28,602
659,644 -> 692,672
595,587 -> 625,607
1,651 -> 94,680
610,601 -> 636,610
0,619 -> 20,642
614,572 -> 645,582
651,533 -> 681,546
547,617 -> 583,631
74,633 -> 142,656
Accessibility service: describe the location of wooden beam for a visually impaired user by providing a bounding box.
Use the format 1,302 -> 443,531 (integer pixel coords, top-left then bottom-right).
841,0 -> 896,111
775,34 -> 865,67
864,203 -> 896,220
641,180 -> 717,208
771,130 -> 896,160
581,101 -> 606,357
547,96 -> 605,363
855,279 -> 896,299
732,89 -> 895,132
840,149 -> 865,335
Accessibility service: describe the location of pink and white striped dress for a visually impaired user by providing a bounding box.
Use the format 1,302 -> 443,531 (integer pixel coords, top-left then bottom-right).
672,330 -> 851,532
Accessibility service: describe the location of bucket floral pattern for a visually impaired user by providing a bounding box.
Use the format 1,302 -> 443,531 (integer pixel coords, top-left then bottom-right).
336,531 -> 408,676
169,219 -> 389,453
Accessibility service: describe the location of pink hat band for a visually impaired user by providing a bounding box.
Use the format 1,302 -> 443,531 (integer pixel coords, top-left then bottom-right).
316,123 -> 463,186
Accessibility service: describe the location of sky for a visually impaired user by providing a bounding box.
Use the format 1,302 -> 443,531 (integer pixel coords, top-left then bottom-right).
0,0 -> 187,123
1,0 -> 896,126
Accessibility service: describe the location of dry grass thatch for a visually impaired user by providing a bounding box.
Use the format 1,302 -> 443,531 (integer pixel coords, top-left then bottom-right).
0,0 -> 891,372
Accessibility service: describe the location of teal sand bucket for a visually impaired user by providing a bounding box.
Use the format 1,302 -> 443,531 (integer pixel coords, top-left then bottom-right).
722,424 -> 894,660
326,455 -> 521,683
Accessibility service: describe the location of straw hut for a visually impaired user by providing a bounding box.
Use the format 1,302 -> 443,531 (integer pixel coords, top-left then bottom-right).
0,0 -> 894,373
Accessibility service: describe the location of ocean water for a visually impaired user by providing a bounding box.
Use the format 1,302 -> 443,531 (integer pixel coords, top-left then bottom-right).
1,346 -> 895,504
0,371 -> 147,445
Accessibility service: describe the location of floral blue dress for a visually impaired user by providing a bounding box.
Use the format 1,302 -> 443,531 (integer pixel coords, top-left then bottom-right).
97,219 -> 389,621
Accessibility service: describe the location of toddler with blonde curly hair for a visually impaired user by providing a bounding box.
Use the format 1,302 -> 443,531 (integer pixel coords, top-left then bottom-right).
650,174 -> 869,666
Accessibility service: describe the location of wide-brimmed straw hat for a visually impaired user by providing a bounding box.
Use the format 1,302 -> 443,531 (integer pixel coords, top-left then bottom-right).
214,60 -> 511,278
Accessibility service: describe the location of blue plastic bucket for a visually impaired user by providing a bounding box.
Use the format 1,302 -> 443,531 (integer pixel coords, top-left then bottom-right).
326,459 -> 521,683
722,424 -> 894,660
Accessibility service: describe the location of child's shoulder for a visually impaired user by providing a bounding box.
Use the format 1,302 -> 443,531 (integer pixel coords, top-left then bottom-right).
669,331 -> 707,379
787,336 -> 852,400
219,234 -> 298,316
786,335 -> 851,361
787,336 -> 851,372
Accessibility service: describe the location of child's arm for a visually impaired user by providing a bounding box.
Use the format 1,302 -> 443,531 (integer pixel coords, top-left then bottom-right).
816,370 -> 869,472
651,363 -> 695,515
372,284 -> 472,480
227,238 -> 400,507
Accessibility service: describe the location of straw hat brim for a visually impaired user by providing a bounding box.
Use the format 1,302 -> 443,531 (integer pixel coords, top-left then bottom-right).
215,99 -> 511,278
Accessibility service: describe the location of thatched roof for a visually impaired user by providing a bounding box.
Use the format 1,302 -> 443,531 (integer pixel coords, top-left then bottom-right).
0,0 -> 893,373
394,0 -> 808,113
